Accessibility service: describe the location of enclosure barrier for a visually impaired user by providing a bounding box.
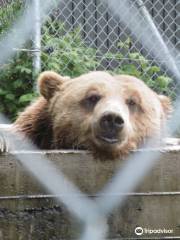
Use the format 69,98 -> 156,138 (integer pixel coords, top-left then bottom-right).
0,134 -> 180,239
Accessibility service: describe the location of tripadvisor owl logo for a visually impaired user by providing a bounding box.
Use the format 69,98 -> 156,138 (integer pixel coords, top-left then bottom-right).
134,226 -> 173,236
135,227 -> 143,236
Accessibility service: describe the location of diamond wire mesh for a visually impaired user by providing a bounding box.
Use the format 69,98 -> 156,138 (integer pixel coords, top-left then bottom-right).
39,0 -> 179,96
0,0 -> 179,239
0,0 -> 179,84
0,0 -> 179,120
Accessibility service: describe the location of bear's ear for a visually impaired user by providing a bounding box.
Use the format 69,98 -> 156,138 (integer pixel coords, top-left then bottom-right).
38,71 -> 70,99
158,95 -> 172,117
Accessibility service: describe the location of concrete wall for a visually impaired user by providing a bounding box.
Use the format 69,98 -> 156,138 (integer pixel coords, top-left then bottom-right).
0,146 -> 180,239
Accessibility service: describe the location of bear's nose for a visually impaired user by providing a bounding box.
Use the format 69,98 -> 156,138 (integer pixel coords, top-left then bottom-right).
100,112 -> 124,132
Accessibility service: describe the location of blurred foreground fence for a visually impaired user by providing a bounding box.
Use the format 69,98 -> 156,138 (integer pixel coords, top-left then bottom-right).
0,0 -> 179,119
1,0 -> 180,79
0,0 -> 180,239
1,144 -> 180,239
34,0 -> 180,80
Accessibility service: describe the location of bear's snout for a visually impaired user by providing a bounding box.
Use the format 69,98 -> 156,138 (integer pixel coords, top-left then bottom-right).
96,111 -> 125,144
100,112 -> 124,132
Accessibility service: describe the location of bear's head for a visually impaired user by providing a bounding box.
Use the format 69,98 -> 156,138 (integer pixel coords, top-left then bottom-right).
38,71 -> 172,159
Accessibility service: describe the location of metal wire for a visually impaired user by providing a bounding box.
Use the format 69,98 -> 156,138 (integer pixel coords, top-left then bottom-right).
0,0 -> 179,239
1,0 -> 179,91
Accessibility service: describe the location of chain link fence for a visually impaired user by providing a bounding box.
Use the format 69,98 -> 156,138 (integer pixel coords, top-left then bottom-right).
0,0 -> 180,239
46,1 -> 179,86
0,0 -> 179,119
41,0 -> 179,94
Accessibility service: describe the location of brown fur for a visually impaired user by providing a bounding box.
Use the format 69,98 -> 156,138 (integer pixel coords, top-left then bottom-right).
14,98 -> 53,149
14,71 -> 172,159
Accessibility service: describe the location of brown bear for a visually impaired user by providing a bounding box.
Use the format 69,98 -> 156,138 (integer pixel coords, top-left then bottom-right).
13,71 -> 172,159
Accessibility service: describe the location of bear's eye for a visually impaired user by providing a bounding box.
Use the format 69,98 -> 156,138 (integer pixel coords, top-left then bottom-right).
126,97 -> 144,113
87,95 -> 101,104
126,98 -> 139,113
126,99 -> 136,107
82,94 -> 101,110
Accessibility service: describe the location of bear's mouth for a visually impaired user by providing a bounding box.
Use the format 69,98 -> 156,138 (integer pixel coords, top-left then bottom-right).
97,135 -> 119,144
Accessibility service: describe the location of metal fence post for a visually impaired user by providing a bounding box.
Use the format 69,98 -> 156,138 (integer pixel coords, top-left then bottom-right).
135,0 -> 180,81
32,0 -> 41,90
